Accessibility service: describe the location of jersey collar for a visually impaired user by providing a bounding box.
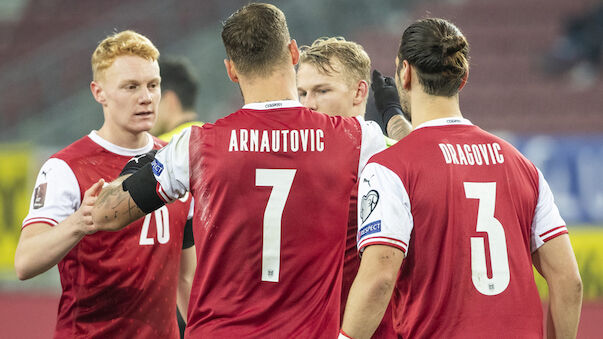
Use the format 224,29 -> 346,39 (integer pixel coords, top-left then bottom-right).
88,131 -> 155,156
242,100 -> 303,110
414,117 -> 473,130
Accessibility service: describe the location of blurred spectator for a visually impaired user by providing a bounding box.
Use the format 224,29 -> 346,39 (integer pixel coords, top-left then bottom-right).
541,3 -> 603,86
151,55 -> 202,140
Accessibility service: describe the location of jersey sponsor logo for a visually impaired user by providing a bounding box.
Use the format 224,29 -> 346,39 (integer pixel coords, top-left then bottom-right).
438,142 -> 504,166
360,189 -> 379,223
358,220 -> 381,240
151,159 -> 164,176
33,183 -> 47,209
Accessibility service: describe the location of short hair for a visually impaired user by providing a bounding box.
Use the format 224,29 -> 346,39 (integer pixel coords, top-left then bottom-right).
299,37 -> 371,87
159,56 -> 199,111
397,18 -> 469,97
221,3 -> 291,77
91,30 -> 160,81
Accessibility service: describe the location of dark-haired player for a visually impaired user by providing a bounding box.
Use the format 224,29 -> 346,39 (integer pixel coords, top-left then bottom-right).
340,18 -> 582,339
91,3 -> 386,338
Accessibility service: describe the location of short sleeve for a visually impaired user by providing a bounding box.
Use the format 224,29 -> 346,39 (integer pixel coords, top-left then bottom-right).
356,116 -> 387,176
357,162 -> 413,256
153,127 -> 192,202
22,158 -> 80,228
531,168 -> 568,252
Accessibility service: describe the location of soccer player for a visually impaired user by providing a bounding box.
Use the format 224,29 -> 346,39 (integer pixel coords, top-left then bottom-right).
296,36 -> 401,338
14,30 -> 195,338
340,18 -> 583,339
150,55 -> 204,142
91,3 -> 386,338
297,37 -> 411,142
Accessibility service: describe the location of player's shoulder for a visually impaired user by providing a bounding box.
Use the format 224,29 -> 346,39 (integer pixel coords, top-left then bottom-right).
51,134 -> 98,162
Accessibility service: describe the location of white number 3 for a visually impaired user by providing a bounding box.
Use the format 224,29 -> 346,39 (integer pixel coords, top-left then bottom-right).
464,182 -> 510,295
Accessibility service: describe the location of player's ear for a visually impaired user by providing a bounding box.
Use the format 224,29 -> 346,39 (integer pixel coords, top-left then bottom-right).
401,59 -> 412,90
458,68 -> 469,91
289,39 -> 299,66
90,81 -> 106,105
353,80 -> 369,106
224,59 -> 239,83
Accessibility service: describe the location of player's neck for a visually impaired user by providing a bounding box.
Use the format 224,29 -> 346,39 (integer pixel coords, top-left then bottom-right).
97,124 -> 150,149
239,68 -> 298,104
410,93 -> 463,129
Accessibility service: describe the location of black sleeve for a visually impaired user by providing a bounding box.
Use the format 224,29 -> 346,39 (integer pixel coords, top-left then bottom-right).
182,218 -> 195,249
122,163 -> 166,214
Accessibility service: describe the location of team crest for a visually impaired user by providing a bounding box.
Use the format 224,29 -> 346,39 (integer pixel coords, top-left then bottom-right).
33,183 -> 48,209
360,190 -> 379,223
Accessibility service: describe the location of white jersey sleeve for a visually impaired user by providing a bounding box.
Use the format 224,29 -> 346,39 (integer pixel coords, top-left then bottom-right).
531,168 -> 567,252
22,158 -> 80,228
357,162 -> 412,255
356,116 -> 387,176
152,127 -> 192,202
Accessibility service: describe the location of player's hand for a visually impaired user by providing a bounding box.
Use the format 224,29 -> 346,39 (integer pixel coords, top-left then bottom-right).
371,70 -> 408,127
120,150 -> 158,176
73,179 -> 105,236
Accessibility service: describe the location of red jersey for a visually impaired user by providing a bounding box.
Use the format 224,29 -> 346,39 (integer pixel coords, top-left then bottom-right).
23,131 -> 192,339
152,100 -> 386,338
357,118 -> 567,338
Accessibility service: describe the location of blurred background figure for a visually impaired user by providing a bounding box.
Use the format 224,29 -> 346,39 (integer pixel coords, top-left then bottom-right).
151,55 -> 201,339
151,55 -> 204,141
540,2 -> 603,89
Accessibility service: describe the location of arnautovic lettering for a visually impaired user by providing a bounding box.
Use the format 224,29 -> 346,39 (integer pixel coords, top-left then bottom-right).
229,129 -> 325,152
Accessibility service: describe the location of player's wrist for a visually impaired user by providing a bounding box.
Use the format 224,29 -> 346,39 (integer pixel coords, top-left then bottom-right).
382,104 -> 404,130
63,213 -> 89,239
338,329 -> 355,339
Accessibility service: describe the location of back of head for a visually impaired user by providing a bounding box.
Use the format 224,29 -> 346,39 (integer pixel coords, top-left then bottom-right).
397,18 -> 469,97
91,30 -> 159,81
221,3 -> 291,77
299,37 -> 371,87
159,56 -> 199,111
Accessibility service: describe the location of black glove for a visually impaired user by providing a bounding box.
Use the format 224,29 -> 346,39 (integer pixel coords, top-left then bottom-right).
371,69 -> 408,128
120,149 -> 158,176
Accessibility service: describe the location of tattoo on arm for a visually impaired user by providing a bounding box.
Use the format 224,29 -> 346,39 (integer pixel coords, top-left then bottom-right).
387,115 -> 412,141
94,177 -> 145,228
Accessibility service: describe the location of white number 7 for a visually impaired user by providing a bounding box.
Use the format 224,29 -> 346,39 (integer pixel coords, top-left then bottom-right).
464,182 -> 510,295
256,169 -> 297,282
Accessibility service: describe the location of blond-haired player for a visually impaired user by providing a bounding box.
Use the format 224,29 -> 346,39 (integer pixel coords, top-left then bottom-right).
15,30 -> 195,338
297,36 -> 406,339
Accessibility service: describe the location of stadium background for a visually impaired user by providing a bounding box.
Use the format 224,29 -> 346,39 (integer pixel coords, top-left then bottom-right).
0,0 -> 601,337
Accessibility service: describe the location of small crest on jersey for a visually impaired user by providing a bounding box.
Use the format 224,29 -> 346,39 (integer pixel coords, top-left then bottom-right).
360,189 -> 379,223
358,220 -> 381,240
151,159 -> 164,176
33,183 -> 47,209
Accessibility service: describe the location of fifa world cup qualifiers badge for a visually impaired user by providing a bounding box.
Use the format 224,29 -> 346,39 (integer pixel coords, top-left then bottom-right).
360,190 -> 379,223
33,183 -> 48,209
